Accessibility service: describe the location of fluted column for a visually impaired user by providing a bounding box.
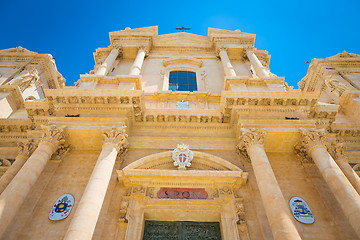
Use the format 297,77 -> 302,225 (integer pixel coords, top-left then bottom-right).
65,125 -> 128,240
237,128 -> 302,240
0,125 -> 65,237
218,47 -> 236,77
297,128 -> 360,237
128,46 -> 147,75
245,47 -> 270,78
95,45 -> 122,76
0,139 -> 36,194
328,142 -> 360,195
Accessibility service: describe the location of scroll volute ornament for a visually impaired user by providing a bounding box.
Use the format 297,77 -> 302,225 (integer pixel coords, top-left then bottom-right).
41,125 -> 66,149
237,128 -> 266,152
103,125 -> 129,154
17,139 -> 37,157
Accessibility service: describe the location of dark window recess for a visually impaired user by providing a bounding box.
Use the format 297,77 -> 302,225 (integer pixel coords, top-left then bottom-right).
169,71 -> 197,92
285,117 -> 299,120
111,67 -> 115,72
65,114 -> 80,117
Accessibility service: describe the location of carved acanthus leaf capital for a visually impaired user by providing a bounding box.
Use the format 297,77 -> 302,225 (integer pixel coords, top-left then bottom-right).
41,125 -> 66,149
299,128 -> 326,152
111,44 -> 122,51
237,128 -> 266,153
103,124 -> 129,154
17,139 -> 37,157
327,142 -> 348,161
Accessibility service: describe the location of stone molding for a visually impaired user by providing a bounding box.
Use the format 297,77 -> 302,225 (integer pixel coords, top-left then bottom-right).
103,125 -> 129,154
40,125 -> 66,149
17,139 -> 37,158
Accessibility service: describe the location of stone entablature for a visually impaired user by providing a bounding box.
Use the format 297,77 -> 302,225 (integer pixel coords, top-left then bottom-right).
78,74 -> 142,90
224,76 -> 286,91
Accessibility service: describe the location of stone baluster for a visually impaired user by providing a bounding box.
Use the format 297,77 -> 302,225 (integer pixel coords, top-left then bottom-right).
237,128 -> 302,240
95,45 -> 122,76
297,128 -> 360,237
328,142 -> 360,195
129,46 -> 147,75
245,47 -> 270,78
64,125 -> 128,240
0,139 -> 37,194
0,125 -> 65,237
218,47 -> 237,77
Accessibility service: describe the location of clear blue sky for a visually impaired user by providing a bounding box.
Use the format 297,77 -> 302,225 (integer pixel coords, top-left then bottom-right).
1,0 -> 359,88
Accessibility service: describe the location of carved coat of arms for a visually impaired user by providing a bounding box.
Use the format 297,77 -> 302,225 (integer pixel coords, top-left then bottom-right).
49,194 -> 75,221
172,144 -> 193,170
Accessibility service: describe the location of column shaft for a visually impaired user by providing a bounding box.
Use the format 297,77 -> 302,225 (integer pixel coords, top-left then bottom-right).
247,145 -> 302,240
0,142 -> 56,236
246,50 -> 270,78
64,143 -> 118,240
95,48 -> 120,75
129,48 -> 146,75
336,159 -> 360,194
310,146 -> 360,236
0,155 -> 28,194
219,49 -> 236,77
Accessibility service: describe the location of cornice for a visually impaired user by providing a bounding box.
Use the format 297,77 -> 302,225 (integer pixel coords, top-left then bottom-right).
162,57 -> 202,68
79,74 -> 142,90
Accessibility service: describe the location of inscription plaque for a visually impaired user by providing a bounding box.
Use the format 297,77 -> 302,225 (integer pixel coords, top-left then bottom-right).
157,188 -> 208,199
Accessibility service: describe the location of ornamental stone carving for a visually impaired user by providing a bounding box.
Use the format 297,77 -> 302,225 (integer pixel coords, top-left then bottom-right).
17,139 -> 37,157
8,68 -> 40,92
41,125 -> 66,149
237,128 -> 266,152
327,142 -> 347,161
102,125 -> 128,154
296,128 -> 326,154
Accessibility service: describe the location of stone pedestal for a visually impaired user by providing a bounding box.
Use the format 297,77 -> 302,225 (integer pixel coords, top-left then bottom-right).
218,47 -> 236,77
0,125 -> 65,237
129,47 -> 146,75
298,129 -> 360,237
95,45 -> 121,75
238,128 -> 301,240
65,125 -> 128,240
245,48 -> 270,78
0,139 -> 36,194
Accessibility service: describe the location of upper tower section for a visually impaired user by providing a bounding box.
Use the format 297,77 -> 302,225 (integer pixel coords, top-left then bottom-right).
77,26 -> 286,94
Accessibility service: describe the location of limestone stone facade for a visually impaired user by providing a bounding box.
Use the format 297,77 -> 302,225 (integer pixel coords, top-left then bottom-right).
0,26 -> 359,240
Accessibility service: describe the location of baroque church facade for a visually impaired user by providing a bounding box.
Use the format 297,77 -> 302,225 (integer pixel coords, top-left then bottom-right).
0,26 -> 359,240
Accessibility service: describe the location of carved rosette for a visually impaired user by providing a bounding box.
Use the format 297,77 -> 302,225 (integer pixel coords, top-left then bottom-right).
40,125 -> 66,149
17,139 -> 37,158
103,125 -> 128,154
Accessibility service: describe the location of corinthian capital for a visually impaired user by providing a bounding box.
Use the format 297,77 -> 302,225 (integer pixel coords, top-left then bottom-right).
103,125 -> 129,154
17,139 -> 37,157
41,125 -> 66,149
328,142 -> 348,161
237,128 -> 266,152
298,128 -> 326,153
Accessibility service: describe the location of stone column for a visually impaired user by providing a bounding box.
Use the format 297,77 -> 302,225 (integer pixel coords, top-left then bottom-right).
0,139 -> 36,194
297,128 -> 360,237
95,45 -> 122,76
64,125 -> 128,240
218,47 -> 236,77
245,48 -> 270,78
328,142 -> 360,195
0,125 -> 65,237
237,128 -> 302,240
128,46 -> 147,75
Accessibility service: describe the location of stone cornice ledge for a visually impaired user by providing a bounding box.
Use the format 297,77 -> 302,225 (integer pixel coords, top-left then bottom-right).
79,74 -> 142,90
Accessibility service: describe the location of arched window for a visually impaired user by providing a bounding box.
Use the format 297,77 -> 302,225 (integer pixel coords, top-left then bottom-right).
168,71 -> 197,92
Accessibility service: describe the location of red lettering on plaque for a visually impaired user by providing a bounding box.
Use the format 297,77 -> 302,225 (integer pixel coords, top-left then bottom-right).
157,188 -> 208,199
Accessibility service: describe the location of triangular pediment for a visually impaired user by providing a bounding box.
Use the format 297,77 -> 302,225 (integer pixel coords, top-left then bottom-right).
326,51 -> 360,60
0,47 -> 37,55
154,32 -> 211,48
